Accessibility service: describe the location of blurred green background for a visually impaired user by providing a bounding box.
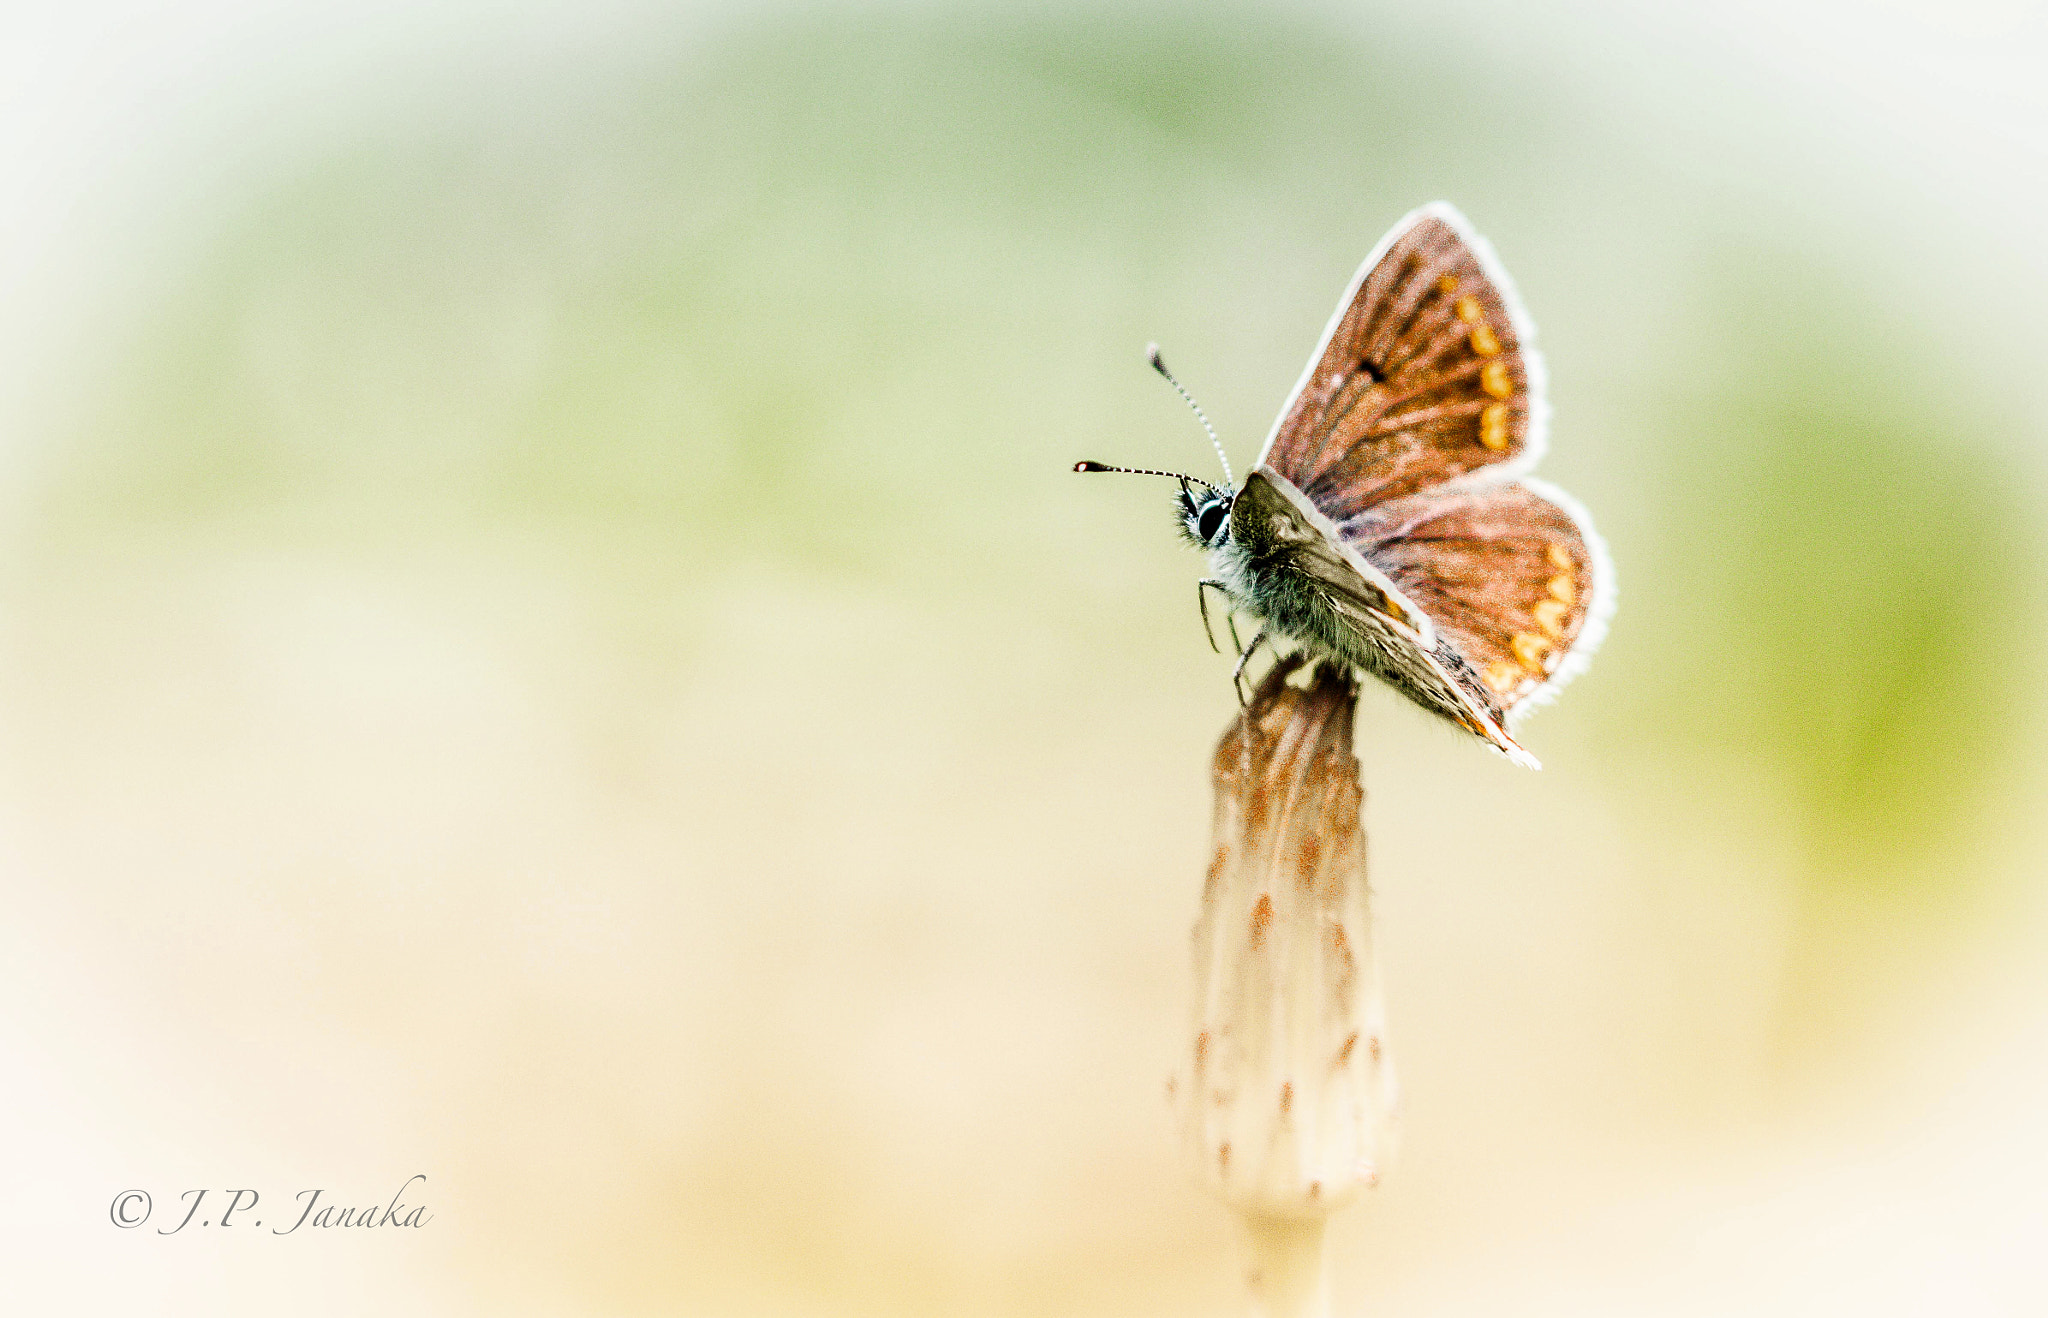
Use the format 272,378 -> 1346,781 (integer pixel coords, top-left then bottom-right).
6,2 -> 2047,1314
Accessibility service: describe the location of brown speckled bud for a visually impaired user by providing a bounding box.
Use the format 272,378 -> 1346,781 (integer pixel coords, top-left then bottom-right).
1173,656 -> 1399,1220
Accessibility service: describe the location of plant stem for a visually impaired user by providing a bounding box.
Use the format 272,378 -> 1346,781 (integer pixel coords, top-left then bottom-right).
1239,1211 -> 1329,1318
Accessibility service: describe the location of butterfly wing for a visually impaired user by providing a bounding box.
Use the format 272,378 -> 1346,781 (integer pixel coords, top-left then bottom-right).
1232,468 -> 1541,768
1331,477 -> 1614,724
1233,203 -> 1608,764
1231,469 -> 1434,644
1258,203 -> 1546,521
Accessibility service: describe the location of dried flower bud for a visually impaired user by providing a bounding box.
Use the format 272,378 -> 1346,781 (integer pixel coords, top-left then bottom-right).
1173,656 -> 1398,1220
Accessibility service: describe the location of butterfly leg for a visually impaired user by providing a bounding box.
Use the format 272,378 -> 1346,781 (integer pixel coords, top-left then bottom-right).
1196,579 -> 1236,655
1197,579 -> 1244,656
1231,626 -> 1269,707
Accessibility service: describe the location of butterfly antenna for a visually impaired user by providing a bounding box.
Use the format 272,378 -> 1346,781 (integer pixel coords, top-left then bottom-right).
1072,461 -> 1226,499
1147,343 -> 1235,488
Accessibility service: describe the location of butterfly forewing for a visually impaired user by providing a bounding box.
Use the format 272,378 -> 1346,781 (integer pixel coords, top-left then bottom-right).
1232,468 -> 1540,765
1259,205 -> 1543,523
1332,478 -> 1608,721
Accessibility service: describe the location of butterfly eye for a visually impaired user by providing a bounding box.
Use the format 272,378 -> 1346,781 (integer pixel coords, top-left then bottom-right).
1197,502 -> 1228,543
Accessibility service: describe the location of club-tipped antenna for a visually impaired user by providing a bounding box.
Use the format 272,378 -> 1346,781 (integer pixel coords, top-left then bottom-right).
1072,461 -> 1226,499
1147,343 -> 1234,488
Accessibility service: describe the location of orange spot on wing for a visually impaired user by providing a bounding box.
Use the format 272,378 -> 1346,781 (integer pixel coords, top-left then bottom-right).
1482,660 -> 1521,693
1511,632 -> 1550,671
1547,543 -> 1574,570
1436,274 -> 1459,294
1480,360 -> 1514,398
1547,574 -> 1576,605
1533,598 -> 1569,638
1480,402 -> 1510,450
1469,323 -> 1501,356
1455,295 -> 1484,322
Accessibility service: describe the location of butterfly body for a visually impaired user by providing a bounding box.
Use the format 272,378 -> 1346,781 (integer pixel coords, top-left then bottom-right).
1163,203 -> 1614,770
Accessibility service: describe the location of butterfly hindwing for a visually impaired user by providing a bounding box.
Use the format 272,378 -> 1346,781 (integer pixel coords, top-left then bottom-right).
1258,203 -> 1545,522
1332,477 -> 1612,723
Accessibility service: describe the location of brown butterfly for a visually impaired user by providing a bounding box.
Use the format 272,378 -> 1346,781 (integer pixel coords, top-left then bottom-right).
1081,203 -> 1613,768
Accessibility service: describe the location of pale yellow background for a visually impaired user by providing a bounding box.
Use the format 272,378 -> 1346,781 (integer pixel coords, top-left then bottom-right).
5,2 -> 2047,1314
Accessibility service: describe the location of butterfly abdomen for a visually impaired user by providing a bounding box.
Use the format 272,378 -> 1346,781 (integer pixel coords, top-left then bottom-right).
1212,538 -> 1375,676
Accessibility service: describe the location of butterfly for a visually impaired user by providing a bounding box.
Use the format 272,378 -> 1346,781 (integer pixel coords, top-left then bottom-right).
1080,203 -> 1613,768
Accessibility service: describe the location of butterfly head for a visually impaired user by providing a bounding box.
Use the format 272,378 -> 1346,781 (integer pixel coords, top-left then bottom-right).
1075,459 -> 1233,550
1179,482 -> 1234,550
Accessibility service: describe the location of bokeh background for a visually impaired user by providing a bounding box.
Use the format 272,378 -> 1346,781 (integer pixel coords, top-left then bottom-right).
5,1 -> 2047,1313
